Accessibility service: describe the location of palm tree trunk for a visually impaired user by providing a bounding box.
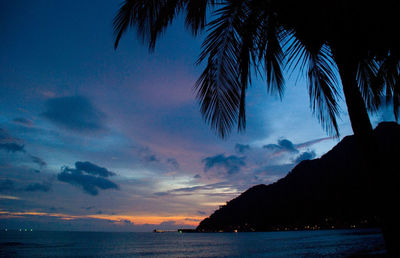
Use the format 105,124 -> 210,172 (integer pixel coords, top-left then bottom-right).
334,50 -> 399,256
334,53 -> 373,140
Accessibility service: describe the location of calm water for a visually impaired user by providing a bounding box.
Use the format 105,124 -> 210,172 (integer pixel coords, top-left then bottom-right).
0,229 -> 385,257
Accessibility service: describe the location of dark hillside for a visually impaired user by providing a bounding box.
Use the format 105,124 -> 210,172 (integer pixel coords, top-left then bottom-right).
197,122 -> 400,232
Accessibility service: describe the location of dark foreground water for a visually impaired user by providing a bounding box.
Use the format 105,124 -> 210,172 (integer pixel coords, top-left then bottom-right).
0,228 -> 385,257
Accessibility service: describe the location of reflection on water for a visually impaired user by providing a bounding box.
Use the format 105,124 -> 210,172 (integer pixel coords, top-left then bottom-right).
0,228 -> 385,257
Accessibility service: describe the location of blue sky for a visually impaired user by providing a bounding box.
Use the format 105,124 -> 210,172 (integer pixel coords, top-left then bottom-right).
0,0 -> 392,231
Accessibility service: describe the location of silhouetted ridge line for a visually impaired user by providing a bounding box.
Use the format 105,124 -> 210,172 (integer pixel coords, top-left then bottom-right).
197,122 -> 400,232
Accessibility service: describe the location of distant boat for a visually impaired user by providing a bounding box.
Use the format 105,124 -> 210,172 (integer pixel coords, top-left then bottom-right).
152,229 -> 176,233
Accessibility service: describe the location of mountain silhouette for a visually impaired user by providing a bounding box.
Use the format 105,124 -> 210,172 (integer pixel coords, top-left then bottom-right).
197,122 -> 400,232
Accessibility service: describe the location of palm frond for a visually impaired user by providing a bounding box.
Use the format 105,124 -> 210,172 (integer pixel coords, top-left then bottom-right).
305,44 -> 341,136
236,1 -> 263,130
112,0 -> 381,138
377,53 -> 400,119
195,0 -> 246,138
356,58 -> 382,112
283,32 -> 309,76
393,81 -> 400,120
284,35 -> 340,136
149,0 -> 183,49
184,0 -> 220,35
113,0 -> 137,49
113,0 -> 184,50
256,10 -> 285,97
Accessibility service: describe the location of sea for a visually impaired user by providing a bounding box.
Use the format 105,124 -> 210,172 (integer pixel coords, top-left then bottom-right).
0,228 -> 385,257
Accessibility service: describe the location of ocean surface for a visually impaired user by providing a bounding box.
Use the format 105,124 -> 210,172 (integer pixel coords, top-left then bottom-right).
0,228 -> 385,257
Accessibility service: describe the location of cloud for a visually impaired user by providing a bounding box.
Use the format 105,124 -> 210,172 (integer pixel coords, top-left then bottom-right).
74,161 -> 115,177
155,182 -> 240,196
57,162 -> 119,195
123,219 -> 133,225
0,129 -> 25,153
24,181 -> 51,192
0,128 -> 46,167
42,96 -> 105,132
166,158 -> 179,169
234,144 -> 250,154
12,118 -> 33,127
0,195 -> 20,200
295,137 -> 333,149
193,174 -> 201,179
0,179 -> 51,193
262,137 -> 330,161
252,137 -> 323,178
30,155 -> 47,168
277,139 -> 298,152
202,154 -> 246,175
264,139 -> 298,153
136,147 -> 161,164
154,191 -> 169,196
294,150 -> 316,163
0,128 -> 15,142
0,179 -> 15,192
0,143 -> 25,153
197,211 -> 207,215
250,150 -> 316,180
143,154 -> 158,163
134,146 -> 181,171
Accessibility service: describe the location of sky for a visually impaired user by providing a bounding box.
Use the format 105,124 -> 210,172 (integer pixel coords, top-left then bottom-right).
0,1 -> 393,232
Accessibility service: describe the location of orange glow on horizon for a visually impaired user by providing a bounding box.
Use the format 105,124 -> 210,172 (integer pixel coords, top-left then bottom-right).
0,210 -> 205,227
87,214 -> 203,226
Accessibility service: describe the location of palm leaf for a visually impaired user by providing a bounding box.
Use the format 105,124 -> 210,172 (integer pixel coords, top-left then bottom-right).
377,53 -> 400,119
185,0 -> 219,35
256,9 -> 285,98
285,36 -> 340,136
113,0 -> 137,49
113,0 -> 184,50
307,44 -> 340,136
356,58 -> 382,112
195,0 -> 246,138
236,1 -> 262,130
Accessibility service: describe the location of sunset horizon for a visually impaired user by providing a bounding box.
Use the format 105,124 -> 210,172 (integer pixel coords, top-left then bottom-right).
0,0 -> 395,234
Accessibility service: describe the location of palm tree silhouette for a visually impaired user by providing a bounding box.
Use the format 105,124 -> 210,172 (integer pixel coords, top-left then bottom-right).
113,0 -> 400,254
113,0 -> 400,139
